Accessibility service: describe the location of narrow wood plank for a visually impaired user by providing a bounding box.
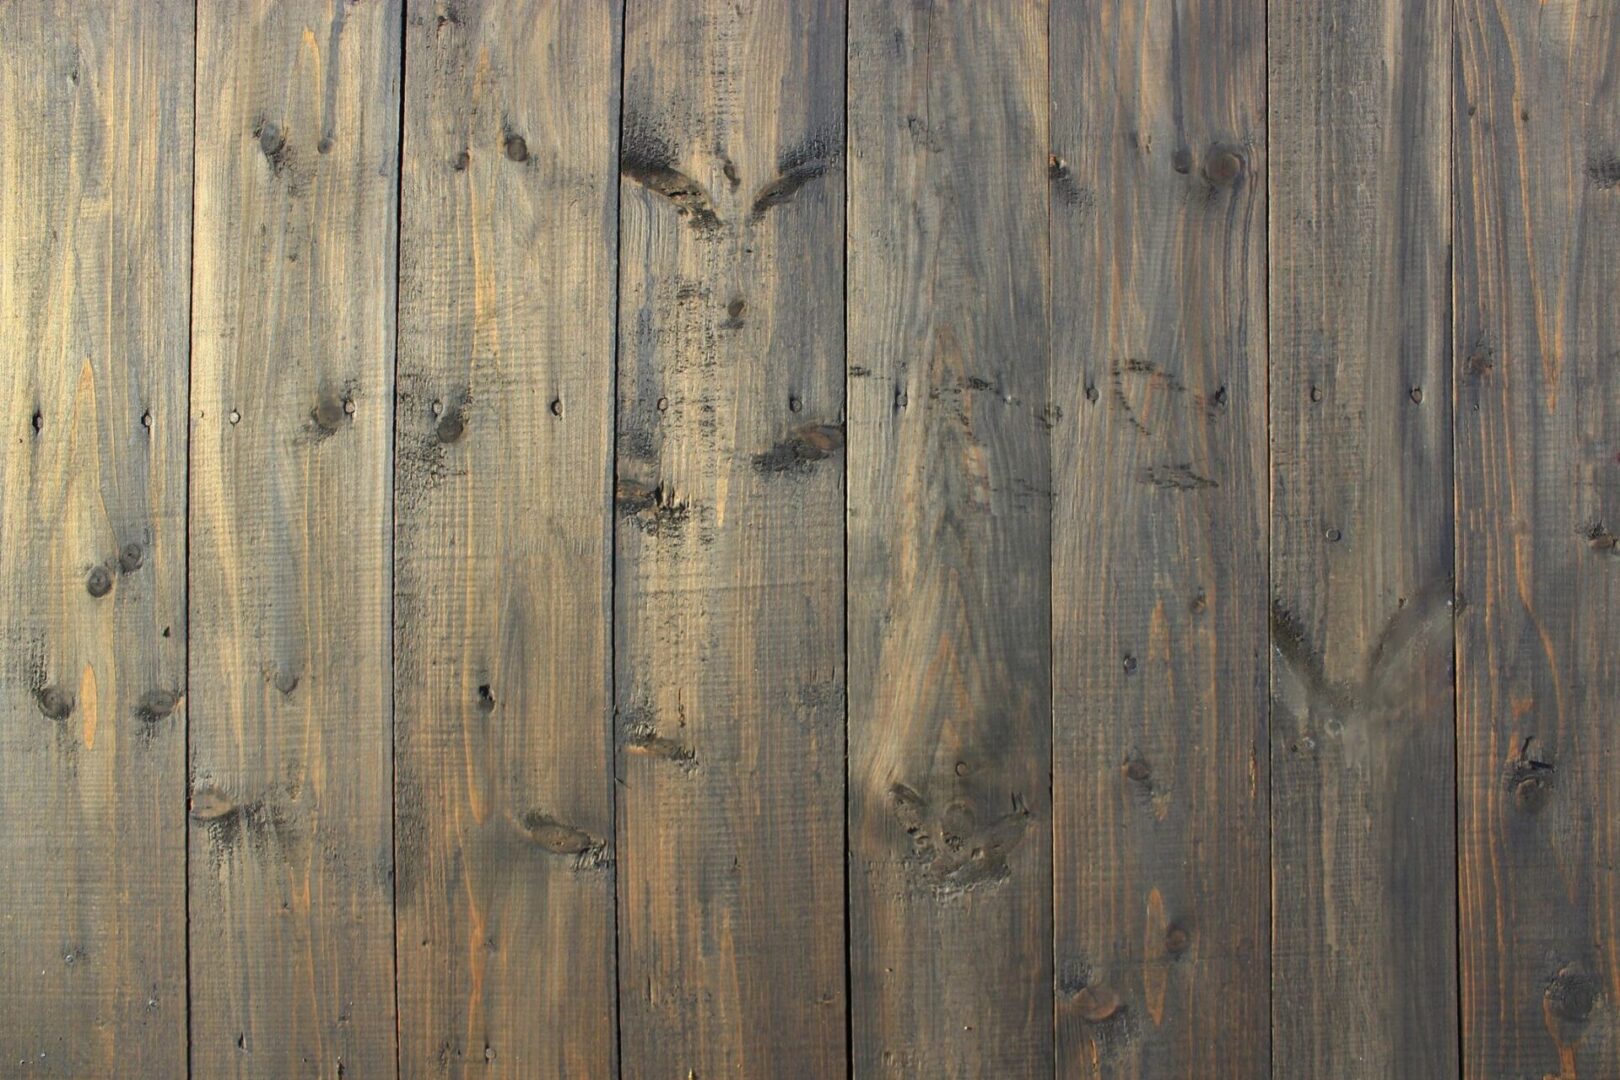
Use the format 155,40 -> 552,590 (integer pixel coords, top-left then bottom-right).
1268,1 -> 1458,1075
847,4 -> 1052,1075
393,2 -> 621,1075
1457,4 -> 1620,1075
188,2 -> 402,1073
614,1 -> 847,1075
1049,3 -> 1268,1076
0,4 -> 192,1075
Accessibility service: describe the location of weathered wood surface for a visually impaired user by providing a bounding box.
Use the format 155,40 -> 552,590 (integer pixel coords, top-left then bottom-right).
1269,0 -> 1458,1076
613,1 -> 848,1076
847,3 -> 1053,1076
1456,3 -> 1620,1077
1050,2 -> 1270,1076
188,1 -> 402,1074
393,3 -> 622,1076
5,5 -> 1620,1076
0,3 -> 192,1075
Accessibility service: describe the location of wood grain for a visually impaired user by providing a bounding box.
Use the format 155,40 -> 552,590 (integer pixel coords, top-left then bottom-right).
1049,2 -> 1269,1076
1456,3 -> 1620,1076
847,4 -> 1052,1076
188,2 -> 402,1074
0,3 -> 192,1075
613,1 -> 847,1076
11,6 -> 1620,1074
1269,1 -> 1458,1076
392,2 -> 622,1076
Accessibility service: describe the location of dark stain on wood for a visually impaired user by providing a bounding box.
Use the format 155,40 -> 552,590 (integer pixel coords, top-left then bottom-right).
751,422 -> 844,477
750,137 -> 836,219
34,685 -> 75,721
620,118 -> 722,235
1139,463 -> 1217,490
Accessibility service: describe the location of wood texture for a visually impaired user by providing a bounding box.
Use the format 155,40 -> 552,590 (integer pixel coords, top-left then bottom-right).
392,4 -> 621,1077
613,1 -> 847,1075
0,3 -> 192,1075
847,4 -> 1052,1076
1456,3 -> 1620,1076
10,6 -> 1620,1076
1269,1 -> 1458,1076
188,2 -> 402,1074
1050,3 -> 1269,1076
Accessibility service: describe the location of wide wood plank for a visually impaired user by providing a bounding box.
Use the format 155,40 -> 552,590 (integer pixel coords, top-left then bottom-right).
0,4 -> 192,1075
1456,3 -> 1620,1075
1049,2 -> 1269,1076
393,2 -> 621,1075
1268,1 -> 1458,1075
847,4 -> 1052,1075
613,1 -> 847,1075
188,2 -> 402,1073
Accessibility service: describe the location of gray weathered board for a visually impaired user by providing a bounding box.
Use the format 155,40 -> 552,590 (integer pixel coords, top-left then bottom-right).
0,2 -> 1615,1077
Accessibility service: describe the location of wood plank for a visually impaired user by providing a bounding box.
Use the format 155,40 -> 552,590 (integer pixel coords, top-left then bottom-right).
1456,3 -> 1620,1075
188,2 -> 402,1073
1049,3 -> 1269,1077
1268,1 -> 1458,1076
0,4 -> 192,1075
393,2 -> 621,1075
613,1 -> 847,1075
847,4 -> 1052,1075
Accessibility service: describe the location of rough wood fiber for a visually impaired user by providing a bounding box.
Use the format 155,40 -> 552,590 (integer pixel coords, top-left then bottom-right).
848,4 -> 1052,1076
1050,3 -> 1269,1076
1456,3 -> 1620,1076
188,2 -> 402,1074
614,1 -> 847,1076
0,4 -> 192,1075
1269,1 -> 1458,1076
393,2 -> 621,1076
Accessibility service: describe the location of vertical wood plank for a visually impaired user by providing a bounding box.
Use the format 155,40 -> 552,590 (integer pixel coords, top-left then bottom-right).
1049,2 -> 1269,1076
189,2 -> 402,1074
1269,0 -> 1458,1075
393,2 -> 621,1075
0,4 -> 192,1075
847,4 -> 1052,1075
614,1 -> 847,1075
1457,3 -> 1620,1075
